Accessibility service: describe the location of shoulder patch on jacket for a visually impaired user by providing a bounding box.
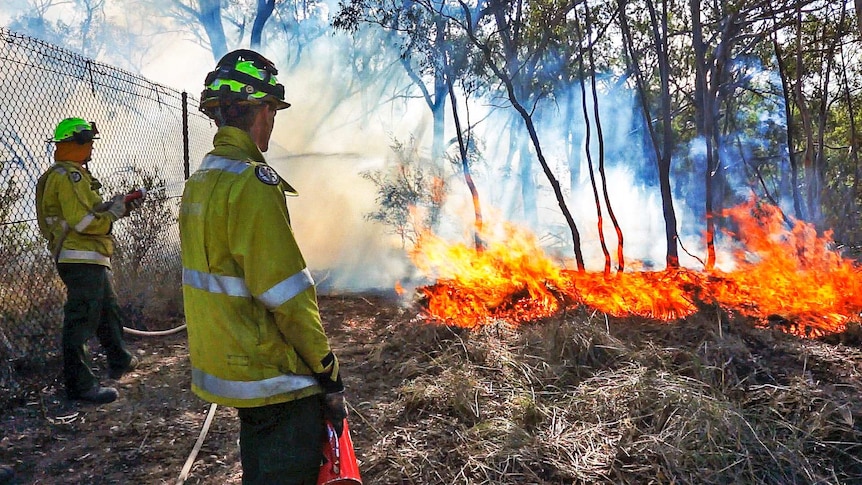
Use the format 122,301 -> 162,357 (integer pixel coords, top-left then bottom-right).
255,165 -> 280,186
69,171 -> 82,183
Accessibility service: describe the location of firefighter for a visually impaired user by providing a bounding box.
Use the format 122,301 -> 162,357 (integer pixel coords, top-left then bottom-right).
35,118 -> 139,405
179,49 -> 347,484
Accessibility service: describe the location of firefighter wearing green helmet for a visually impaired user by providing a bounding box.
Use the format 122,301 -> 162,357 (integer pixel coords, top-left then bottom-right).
180,49 -> 347,484
35,117 -> 140,405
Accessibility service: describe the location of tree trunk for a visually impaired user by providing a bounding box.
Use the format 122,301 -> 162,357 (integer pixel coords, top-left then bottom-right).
197,0 -> 228,60
574,6 -> 611,274
856,0 -> 862,37
250,0 -> 275,49
646,0 -> 679,268
445,64 -> 484,251
461,2 -> 585,270
691,0 -> 716,269
585,0 -> 624,272
772,30 -> 803,220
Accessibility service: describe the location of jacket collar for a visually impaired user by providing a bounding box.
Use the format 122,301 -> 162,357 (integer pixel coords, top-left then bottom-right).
209,126 -> 265,162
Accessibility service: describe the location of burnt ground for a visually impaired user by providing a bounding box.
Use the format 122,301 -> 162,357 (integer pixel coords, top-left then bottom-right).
0,294 -> 405,485
1,293 -> 861,484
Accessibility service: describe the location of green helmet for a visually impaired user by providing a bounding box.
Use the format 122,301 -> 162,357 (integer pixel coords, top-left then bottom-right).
52,118 -> 99,144
199,49 -> 291,119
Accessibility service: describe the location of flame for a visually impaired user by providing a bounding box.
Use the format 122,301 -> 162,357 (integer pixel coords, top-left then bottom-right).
404,199 -> 862,338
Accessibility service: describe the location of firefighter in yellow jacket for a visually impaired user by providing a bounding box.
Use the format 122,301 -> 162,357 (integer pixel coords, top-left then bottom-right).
180,49 -> 346,485
35,118 -> 139,404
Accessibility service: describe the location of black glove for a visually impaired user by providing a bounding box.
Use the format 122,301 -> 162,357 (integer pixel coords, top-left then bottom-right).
322,392 -> 347,437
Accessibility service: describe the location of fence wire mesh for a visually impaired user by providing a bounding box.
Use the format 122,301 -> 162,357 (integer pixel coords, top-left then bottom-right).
0,27 -> 215,399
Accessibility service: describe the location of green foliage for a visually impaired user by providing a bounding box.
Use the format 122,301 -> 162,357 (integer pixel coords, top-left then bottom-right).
362,136 -> 446,248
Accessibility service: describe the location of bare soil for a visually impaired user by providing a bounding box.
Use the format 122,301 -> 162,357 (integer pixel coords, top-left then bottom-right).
0,294 -> 404,485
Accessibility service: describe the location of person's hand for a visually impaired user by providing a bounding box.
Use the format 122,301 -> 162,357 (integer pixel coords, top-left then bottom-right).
105,193 -> 127,219
125,191 -> 144,212
323,392 -> 347,437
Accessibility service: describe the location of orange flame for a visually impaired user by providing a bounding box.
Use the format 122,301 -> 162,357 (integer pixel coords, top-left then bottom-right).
404,199 -> 862,337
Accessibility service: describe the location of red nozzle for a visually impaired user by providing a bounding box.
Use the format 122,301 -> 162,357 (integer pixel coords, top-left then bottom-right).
124,188 -> 146,203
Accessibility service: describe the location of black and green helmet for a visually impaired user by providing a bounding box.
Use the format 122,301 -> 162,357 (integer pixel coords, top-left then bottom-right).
199,49 -> 291,119
50,118 -> 99,144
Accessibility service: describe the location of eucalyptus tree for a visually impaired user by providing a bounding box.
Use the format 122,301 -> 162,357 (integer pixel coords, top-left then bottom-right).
8,0 -> 108,59
163,0 -> 230,59
618,0 -> 682,268
451,0 -> 589,269
685,0 -> 815,267
156,0 -> 329,61
334,1 -> 454,165
801,1 -> 862,241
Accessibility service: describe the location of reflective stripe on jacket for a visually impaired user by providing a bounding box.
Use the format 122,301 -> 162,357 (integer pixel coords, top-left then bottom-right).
35,161 -> 115,267
179,126 -> 339,408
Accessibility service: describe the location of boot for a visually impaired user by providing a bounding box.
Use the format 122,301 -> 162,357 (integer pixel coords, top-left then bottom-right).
71,385 -> 118,404
109,355 -> 138,379
0,465 -> 14,485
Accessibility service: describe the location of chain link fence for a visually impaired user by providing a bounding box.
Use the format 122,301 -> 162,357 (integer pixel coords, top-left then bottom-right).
0,27 -> 215,400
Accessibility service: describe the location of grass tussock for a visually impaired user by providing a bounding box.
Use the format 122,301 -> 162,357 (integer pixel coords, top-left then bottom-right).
353,307 -> 862,484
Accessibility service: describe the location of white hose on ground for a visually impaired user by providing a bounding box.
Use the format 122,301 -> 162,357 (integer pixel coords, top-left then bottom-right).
123,324 -> 187,336
176,402 -> 218,485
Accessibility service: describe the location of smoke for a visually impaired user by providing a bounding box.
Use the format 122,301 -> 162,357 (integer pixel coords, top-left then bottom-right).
262,36 -> 430,293
4,3 -> 794,294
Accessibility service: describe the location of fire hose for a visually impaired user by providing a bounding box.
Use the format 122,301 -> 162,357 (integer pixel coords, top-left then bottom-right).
116,189 -> 189,334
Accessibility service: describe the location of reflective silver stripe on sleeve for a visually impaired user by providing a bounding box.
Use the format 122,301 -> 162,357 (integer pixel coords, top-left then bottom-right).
200,155 -> 250,174
192,367 -> 318,400
258,268 -> 314,309
183,268 -> 251,297
74,213 -> 97,232
57,249 -> 111,266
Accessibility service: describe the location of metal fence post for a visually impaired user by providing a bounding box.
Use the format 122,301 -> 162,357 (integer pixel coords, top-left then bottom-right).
183,91 -> 190,180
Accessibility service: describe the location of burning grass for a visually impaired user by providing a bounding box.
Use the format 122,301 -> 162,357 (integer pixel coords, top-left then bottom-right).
407,199 -> 862,337
353,307 -> 862,484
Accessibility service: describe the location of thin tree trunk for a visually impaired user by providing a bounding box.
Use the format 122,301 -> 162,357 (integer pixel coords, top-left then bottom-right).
840,14 -> 861,228
649,0 -> 679,268
772,30 -> 803,220
794,4 -> 816,222
691,0 -> 716,269
585,0 -> 625,272
856,0 -> 862,37
574,5 -> 611,274
250,0 -> 275,49
445,70 -> 484,251
460,2 -> 586,270
812,5 -> 838,228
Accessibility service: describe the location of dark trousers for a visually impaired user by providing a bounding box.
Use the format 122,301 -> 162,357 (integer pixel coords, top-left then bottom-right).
237,395 -> 325,485
57,263 -> 132,396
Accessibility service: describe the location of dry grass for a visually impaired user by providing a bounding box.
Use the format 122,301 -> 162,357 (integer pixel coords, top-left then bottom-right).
351,305 -> 862,484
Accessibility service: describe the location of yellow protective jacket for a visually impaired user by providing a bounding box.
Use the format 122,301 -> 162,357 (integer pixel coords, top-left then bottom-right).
179,126 -> 342,408
35,161 -> 116,267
